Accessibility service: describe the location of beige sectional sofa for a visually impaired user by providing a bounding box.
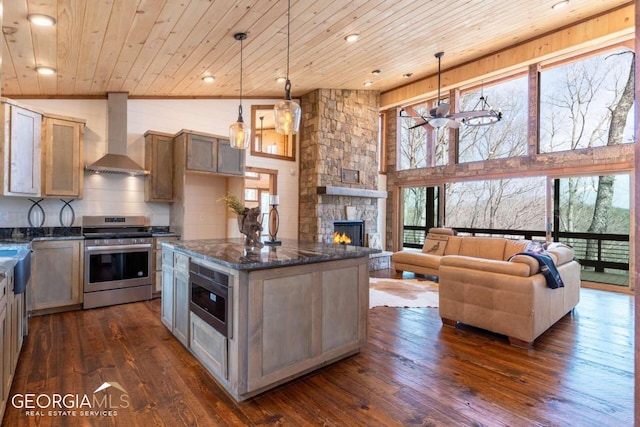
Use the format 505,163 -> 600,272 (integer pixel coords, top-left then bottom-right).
391,228 -> 581,347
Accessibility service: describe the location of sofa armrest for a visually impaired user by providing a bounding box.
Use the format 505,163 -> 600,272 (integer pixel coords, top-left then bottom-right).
508,254 -> 540,274
546,244 -> 574,266
440,255 -> 532,277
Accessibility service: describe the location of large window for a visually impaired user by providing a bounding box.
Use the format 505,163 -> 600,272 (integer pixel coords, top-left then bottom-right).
401,186 -> 439,248
445,177 -> 546,230
539,46 -> 634,152
398,99 -> 449,170
555,174 -> 630,286
458,76 -> 528,163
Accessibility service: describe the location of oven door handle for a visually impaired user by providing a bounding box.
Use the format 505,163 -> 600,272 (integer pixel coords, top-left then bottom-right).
85,243 -> 152,252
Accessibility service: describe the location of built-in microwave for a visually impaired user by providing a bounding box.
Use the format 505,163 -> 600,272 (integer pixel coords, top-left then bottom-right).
189,261 -> 232,338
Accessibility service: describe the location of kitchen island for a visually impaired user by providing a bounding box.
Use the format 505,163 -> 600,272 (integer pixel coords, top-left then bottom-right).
160,238 -> 378,401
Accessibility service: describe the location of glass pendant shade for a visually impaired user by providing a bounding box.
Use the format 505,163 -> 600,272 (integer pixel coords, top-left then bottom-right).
274,98 -> 301,136
229,117 -> 251,149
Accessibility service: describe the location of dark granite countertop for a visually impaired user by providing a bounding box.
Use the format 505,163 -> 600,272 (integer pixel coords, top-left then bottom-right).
152,232 -> 181,238
0,227 -> 82,243
162,238 -> 380,271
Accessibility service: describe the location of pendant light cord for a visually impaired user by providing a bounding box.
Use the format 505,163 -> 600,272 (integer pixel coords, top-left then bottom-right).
284,0 -> 292,100
239,36 -> 243,119
437,53 -> 441,106
238,34 -> 245,121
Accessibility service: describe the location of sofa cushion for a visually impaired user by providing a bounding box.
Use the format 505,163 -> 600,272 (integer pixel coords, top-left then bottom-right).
422,233 -> 448,255
503,239 -> 531,260
444,236 -> 462,255
458,237 -> 506,260
440,256 -> 532,277
428,227 -> 455,236
392,251 -> 440,270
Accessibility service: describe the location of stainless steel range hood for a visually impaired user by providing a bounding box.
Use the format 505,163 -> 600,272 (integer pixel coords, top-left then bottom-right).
85,92 -> 149,176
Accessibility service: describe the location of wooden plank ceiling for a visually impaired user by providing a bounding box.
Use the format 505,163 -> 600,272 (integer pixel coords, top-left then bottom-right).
1,0 -> 633,99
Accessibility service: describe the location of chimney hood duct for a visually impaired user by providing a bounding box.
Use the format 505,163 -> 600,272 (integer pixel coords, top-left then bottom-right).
85,92 -> 149,176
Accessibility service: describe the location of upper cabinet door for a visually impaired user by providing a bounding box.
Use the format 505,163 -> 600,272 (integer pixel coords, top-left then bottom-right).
186,133 -> 218,173
42,116 -> 84,198
1,104 -> 42,196
145,132 -> 174,202
217,138 -> 245,176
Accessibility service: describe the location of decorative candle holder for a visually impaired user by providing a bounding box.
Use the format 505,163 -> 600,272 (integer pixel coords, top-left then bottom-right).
264,195 -> 281,246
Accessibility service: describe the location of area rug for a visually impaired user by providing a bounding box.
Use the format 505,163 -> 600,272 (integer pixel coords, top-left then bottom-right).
369,277 -> 439,309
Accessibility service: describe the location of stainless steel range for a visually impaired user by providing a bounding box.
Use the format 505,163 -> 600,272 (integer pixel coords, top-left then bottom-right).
82,216 -> 153,309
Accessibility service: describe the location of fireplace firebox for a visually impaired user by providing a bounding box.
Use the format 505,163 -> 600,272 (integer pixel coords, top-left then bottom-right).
333,220 -> 365,246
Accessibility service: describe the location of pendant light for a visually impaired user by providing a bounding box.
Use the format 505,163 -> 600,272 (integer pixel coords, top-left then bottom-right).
229,32 -> 251,149
273,0 -> 301,135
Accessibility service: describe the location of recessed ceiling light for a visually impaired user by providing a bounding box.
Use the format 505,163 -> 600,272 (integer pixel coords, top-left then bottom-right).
202,76 -> 215,83
344,33 -> 360,42
35,66 -> 56,75
371,69 -> 381,75
551,0 -> 569,9
275,76 -> 287,83
402,73 -> 413,79
27,14 -> 56,26
363,81 -> 373,87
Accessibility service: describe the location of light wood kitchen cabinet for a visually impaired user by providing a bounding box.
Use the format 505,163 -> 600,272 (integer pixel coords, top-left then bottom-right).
161,264 -> 174,330
175,129 -> 244,176
173,253 -> 190,346
41,114 -> 85,198
30,239 -> 83,314
153,235 -> 179,293
160,247 -> 189,346
0,99 -> 42,196
0,270 -> 18,422
190,312 -> 228,380
0,274 -> 9,410
0,300 -> 8,419
217,138 -> 244,176
8,290 -> 23,375
244,260 -> 364,393
171,129 -> 244,240
160,242 -> 369,402
144,131 -> 174,202
185,132 -> 218,173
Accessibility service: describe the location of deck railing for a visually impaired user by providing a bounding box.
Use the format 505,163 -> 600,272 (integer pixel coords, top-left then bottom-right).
402,226 -> 629,272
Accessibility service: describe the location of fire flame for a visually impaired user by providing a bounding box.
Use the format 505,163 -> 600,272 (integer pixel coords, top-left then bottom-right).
333,232 -> 351,245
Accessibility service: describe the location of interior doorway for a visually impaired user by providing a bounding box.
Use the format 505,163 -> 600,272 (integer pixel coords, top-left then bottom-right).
244,167 -> 278,238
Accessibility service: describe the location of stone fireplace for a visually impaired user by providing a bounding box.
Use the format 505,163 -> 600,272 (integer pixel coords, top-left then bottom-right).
299,89 -> 386,244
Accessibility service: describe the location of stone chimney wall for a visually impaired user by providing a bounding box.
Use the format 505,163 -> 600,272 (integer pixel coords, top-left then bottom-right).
299,89 -> 380,243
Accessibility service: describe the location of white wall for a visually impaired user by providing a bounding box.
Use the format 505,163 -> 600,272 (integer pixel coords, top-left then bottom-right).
1,98 -> 299,239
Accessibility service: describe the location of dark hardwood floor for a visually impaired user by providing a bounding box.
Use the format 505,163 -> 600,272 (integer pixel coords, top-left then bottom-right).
2,270 -> 634,426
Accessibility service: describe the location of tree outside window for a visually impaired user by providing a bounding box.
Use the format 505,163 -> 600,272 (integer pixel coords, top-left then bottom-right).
458,76 -> 528,163
539,47 -> 634,153
398,99 -> 449,170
